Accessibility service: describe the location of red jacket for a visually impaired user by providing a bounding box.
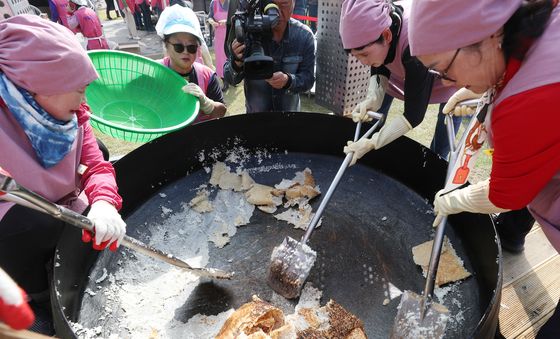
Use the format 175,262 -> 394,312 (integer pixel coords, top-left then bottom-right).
489,81 -> 560,210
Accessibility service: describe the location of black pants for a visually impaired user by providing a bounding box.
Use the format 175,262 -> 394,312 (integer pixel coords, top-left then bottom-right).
537,300 -> 560,338
495,207 -> 535,243
139,2 -> 154,32
133,11 -> 143,29
0,205 -> 65,293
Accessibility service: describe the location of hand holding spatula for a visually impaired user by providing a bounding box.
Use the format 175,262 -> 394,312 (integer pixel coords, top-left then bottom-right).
267,112 -> 384,299
392,98 -> 482,338
0,167 -> 233,280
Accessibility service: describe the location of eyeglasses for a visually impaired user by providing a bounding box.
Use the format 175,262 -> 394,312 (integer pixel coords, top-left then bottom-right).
167,42 -> 198,54
428,48 -> 461,83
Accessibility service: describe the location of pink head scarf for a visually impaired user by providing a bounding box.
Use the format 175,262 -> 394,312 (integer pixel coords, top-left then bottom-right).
339,0 -> 391,50
409,0 -> 522,56
0,15 -> 98,96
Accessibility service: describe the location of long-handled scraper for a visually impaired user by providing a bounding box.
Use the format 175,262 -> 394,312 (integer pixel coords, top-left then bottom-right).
391,98 -> 486,338
267,111 -> 385,298
0,168 -> 233,280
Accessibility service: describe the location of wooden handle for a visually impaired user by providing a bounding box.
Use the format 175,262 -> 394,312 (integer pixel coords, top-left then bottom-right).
0,324 -> 55,339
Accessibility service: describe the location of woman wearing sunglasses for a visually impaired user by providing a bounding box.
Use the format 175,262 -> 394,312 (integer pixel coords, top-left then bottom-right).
0,16 -> 126,334
339,0 -> 458,162
156,5 -> 227,123
409,0 -> 560,336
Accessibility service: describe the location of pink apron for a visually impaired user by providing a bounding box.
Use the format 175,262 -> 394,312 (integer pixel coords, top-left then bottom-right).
489,5 -> 560,252
74,7 -> 109,50
0,106 -> 86,220
212,0 -> 228,78
53,0 -> 71,29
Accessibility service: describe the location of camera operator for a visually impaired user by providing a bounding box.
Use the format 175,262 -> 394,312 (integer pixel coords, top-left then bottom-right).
224,0 -> 315,113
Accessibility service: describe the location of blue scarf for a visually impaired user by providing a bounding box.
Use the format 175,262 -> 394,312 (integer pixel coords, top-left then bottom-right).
0,73 -> 77,168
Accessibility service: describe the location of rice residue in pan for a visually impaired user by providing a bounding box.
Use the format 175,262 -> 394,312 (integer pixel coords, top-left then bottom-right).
70,145 -> 324,338
64,144 -> 470,338
73,188 -> 254,338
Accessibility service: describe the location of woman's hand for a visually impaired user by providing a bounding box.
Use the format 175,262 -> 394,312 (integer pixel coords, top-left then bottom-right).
83,200 -> 127,251
442,88 -> 483,116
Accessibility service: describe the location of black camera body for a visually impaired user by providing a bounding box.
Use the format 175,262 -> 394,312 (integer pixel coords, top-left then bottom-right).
232,0 -> 280,80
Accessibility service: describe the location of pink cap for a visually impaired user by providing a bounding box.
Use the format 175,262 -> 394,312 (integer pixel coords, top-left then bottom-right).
409,0 -> 522,55
339,0 -> 391,50
0,15 -> 98,96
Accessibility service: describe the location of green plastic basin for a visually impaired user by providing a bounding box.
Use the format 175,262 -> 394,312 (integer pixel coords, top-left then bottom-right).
86,50 -> 199,143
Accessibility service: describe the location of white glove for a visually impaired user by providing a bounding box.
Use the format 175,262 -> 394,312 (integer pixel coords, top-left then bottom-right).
182,83 -> 216,114
87,200 -> 127,247
344,115 -> 412,165
350,75 -> 388,123
442,88 -> 483,116
433,179 -> 509,226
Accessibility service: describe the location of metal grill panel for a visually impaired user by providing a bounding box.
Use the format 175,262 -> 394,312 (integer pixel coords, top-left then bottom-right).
315,0 -> 369,115
0,0 -> 35,19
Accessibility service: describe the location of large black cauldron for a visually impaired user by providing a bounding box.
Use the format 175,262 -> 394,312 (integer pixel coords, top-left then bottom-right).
51,112 -> 502,338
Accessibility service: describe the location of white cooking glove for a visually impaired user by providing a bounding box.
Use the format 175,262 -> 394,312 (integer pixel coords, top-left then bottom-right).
433,179 -> 509,226
344,115 -> 412,165
182,83 -> 216,114
442,88 -> 483,116
350,75 -> 388,123
86,200 -> 127,248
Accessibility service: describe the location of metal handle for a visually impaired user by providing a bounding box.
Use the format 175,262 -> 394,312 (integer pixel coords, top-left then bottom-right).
301,113 -> 383,244
420,110 -> 479,303
458,98 -> 480,108
421,115 -> 458,299
0,174 -> 233,280
446,98 -> 481,164
421,216 -> 447,302
120,236 -> 233,279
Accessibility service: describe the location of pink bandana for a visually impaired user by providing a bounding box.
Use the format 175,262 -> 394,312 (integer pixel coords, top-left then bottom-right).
0,15 -> 98,95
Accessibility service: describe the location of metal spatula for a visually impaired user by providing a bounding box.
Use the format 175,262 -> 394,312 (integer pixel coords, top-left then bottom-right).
267,112 -> 384,298
0,168 -> 233,280
392,99 -> 482,338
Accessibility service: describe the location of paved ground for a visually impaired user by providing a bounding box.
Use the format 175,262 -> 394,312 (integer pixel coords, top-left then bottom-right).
102,16 -> 165,59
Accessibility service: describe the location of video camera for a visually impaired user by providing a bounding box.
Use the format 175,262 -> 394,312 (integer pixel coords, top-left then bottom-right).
230,0 -> 280,80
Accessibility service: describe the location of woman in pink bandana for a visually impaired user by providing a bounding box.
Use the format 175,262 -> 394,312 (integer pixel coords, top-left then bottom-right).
0,15 -> 126,335
339,0 -> 457,161
409,1 -> 560,337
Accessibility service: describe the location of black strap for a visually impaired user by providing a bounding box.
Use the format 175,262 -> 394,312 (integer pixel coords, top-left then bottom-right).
383,3 -> 403,65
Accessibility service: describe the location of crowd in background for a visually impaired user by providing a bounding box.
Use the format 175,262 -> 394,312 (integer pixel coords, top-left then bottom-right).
46,0 -> 319,49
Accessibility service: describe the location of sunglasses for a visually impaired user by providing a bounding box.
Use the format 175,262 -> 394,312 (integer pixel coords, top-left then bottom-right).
428,48 -> 461,83
167,42 -> 198,54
